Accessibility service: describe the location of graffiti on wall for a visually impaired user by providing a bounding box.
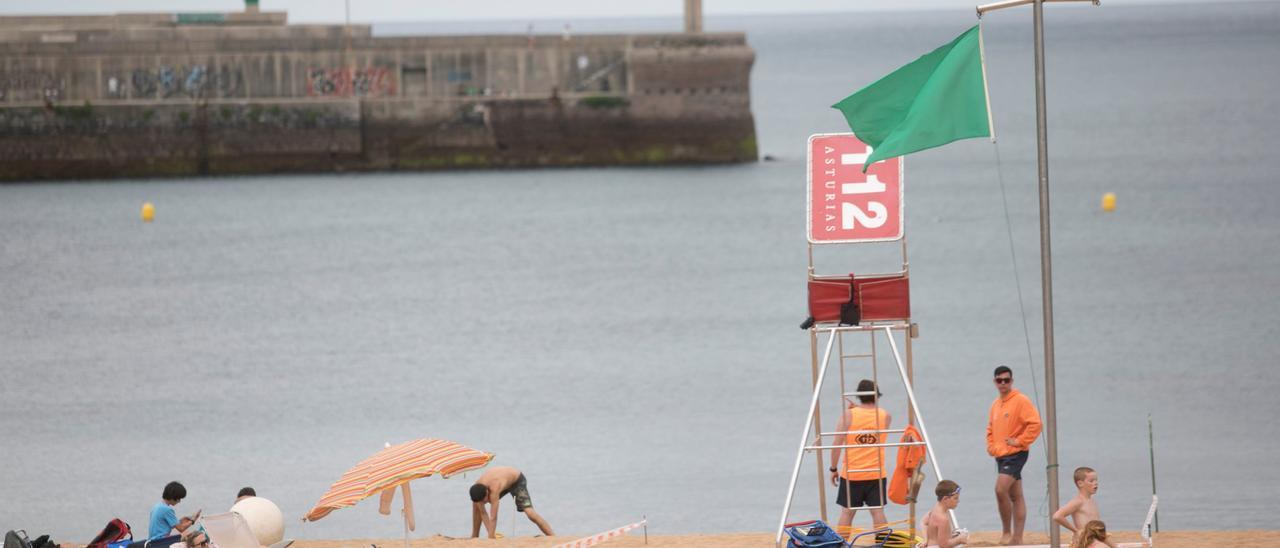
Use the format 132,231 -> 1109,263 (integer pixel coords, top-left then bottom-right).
0,71 -> 64,102
306,67 -> 395,97
120,65 -> 244,99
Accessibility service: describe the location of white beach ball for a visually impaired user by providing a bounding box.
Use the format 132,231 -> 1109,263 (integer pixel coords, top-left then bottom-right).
230,496 -> 285,545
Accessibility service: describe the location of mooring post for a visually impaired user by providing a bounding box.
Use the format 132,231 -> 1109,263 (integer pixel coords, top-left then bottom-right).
684,0 -> 703,33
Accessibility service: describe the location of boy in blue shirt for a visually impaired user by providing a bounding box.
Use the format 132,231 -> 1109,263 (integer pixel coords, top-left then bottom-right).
149,481 -> 201,540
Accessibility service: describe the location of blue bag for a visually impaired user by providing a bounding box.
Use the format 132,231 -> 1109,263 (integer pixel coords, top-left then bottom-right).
783,520 -> 847,548
124,537 -> 181,548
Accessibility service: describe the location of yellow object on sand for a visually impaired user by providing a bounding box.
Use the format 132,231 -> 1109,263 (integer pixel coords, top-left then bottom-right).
1102,192 -> 1116,212
140,202 -> 155,222
834,522 -> 920,546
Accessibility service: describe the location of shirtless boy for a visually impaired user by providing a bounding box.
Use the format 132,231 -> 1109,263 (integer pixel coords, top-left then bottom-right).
923,480 -> 969,548
1053,467 -> 1118,548
469,465 -> 555,539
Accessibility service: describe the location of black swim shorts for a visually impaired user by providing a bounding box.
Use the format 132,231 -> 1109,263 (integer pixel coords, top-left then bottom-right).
995,451 -> 1030,480
500,473 -> 534,512
836,478 -> 886,509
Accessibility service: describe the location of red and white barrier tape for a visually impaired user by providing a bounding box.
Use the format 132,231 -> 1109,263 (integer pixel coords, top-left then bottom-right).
553,518 -> 647,548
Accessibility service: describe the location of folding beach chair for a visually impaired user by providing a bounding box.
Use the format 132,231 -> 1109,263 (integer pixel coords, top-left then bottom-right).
200,513 -> 292,548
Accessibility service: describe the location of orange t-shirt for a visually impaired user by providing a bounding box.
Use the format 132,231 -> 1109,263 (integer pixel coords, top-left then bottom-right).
986,389 -> 1043,457
842,406 -> 889,481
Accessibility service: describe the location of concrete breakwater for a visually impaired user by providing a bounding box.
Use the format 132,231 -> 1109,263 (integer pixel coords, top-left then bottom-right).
0,13 -> 757,181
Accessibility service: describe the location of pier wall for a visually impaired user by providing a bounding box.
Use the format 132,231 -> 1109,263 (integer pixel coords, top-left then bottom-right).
0,18 -> 756,180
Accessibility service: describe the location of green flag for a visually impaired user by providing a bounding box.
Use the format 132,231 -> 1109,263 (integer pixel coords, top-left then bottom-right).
833,25 -> 991,170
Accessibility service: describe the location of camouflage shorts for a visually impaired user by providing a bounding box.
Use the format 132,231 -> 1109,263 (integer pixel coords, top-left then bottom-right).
502,473 -> 533,512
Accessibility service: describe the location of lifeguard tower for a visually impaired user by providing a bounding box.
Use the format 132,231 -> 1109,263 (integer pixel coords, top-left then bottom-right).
776,134 -> 957,547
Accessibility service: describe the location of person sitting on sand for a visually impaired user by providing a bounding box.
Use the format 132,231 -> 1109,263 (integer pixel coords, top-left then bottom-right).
1053,467 -> 1118,548
1070,520 -> 1112,548
922,480 -> 968,548
469,465 -> 554,539
149,481 -> 201,540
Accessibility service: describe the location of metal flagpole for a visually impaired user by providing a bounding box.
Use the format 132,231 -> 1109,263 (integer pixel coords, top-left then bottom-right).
1030,3 -> 1063,546
974,1 -> 1098,546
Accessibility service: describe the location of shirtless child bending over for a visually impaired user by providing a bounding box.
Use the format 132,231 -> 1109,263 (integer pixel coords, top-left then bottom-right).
923,480 -> 969,548
1053,467 -> 1118,548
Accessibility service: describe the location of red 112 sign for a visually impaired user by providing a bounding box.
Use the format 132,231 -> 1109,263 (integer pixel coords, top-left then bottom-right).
807,133 -> 904,244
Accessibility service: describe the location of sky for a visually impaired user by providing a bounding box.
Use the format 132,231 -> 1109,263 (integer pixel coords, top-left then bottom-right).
0,0 -> 1235,24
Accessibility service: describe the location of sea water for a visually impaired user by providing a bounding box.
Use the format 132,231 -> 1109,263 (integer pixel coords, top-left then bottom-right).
2,1 -> 1278,540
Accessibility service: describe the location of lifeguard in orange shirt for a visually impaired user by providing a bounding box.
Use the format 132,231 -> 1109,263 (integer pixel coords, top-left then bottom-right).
829,379 -> 892,532
987,365 -> 1043,546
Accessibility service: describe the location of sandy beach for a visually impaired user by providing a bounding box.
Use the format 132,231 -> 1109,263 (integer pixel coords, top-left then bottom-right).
286,530 -> 1280,547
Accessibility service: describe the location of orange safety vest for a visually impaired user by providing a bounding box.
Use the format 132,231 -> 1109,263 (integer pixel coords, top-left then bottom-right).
842,406 -> 889,481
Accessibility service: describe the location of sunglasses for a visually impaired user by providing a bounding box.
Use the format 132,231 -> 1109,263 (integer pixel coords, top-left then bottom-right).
994,377 -> 1012,384
947,486 -> 962,497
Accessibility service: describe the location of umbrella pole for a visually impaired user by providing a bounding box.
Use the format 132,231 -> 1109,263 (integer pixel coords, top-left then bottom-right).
401,482 -> 415,548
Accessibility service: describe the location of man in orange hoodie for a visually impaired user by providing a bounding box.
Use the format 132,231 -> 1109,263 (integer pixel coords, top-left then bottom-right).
986,365 -> 1042,546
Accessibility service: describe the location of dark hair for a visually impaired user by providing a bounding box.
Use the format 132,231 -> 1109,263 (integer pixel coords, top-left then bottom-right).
469,484 -> 488,503
237,487 -> 256,498
935,479 -> 959,501
163,481 -> 187,502
994,365 -> 1012,378
856,379 -> 881,404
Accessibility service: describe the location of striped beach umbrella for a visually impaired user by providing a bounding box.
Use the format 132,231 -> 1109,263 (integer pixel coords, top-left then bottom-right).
303,438 -> 494,522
